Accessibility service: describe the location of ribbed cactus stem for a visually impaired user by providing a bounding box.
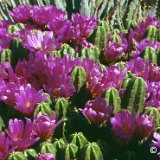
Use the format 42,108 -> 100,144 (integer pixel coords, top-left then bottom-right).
71,66 -> 86,92
7,23 -> 25,34
59,43 -> 76,57
70,132 -> 88,149
145,25 -> 158,41
82,142 -> 103,160
64,143 -> 78,160
110,34 -> 122,43
8,152 -> 27,160
79,47 -> 100,62
98,20 -> 110,33
40,142 -> 56,155
34,102 -> 52,116
145,107 -> 160,128
89,26 -> 107,51
122,77 -> 146,114
0,49 -> 11,63
54,98 -> 69,119
103,87 -> 121,113
141,46 -> 157,65
9,37 -> 28,67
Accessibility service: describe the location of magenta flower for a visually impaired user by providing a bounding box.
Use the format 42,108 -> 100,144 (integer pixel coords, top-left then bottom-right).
149,66 -> 160,82
24,30 -> 56,52
145,81 -> 160,108
151,132 -> 160,158
133,113 -> 154,139
15,84 -> 46,116
104,41 -> 127,63
128,14 -> 158,42
0,29 -> 11,51
9,4 -> 31,23
67,13 -> 97,47
44,56 -> 76,98
15,52 -> 48,90
80,97 -> 112,125
110,110 -> 135,142
47,19 -> 70,45
1,82 -> 20,106
8,118 -> 39,151
86,65 -> 126,96
131,39 -> 159,58
0,132 -> 12,160
33,112 -> 61,141
31,5 -> 65,25
110,110 -> 154,143
35,153 -> 55,160
126,57 -> 152,80
152,132 -> 160,148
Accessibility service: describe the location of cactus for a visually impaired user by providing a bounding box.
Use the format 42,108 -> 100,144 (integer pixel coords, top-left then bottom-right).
34,102 -> 52,116
122,77 -> 146,114
126,19 -> 137,29
40,142 -> 57,155
145,107 -> 160,128
70,132 -> 88,149
145,25 -> 158,41
53,138 -> 66,150
0,116 -> 4,131
7,23 -> 25,34
0,49 -> 11,63
8,151 -> 27,160
89,26 -> 107,51
0,0 -> 159,30
24,149 -> 37,160
158,28 -> 160,41
53,138 -> 66,160
79,47 -> 100,62
63,143 -> 78,160
110,34 -> 122,43
141,46 -> 157,65
103,87 -> 121,113
98,20 -> 110,33
58,43 -> 76,58
43,93 -> 52,105
9,37 -> 28,67
53,98 -> 69,119
80,142 -> 103,160
71,66 -> 86,92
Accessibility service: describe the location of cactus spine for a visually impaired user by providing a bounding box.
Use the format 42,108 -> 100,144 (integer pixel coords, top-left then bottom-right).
122,77 -> 146,114
103,87 -> 121,113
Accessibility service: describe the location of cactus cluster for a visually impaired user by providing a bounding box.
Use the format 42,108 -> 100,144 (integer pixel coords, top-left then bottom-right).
0,3 -> 159,160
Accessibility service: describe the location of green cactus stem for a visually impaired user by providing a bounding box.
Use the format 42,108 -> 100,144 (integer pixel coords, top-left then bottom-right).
71,66 -> 86,92
103,87 -> 121,113
122,77 -> 146,114
141,46 -> 157,65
